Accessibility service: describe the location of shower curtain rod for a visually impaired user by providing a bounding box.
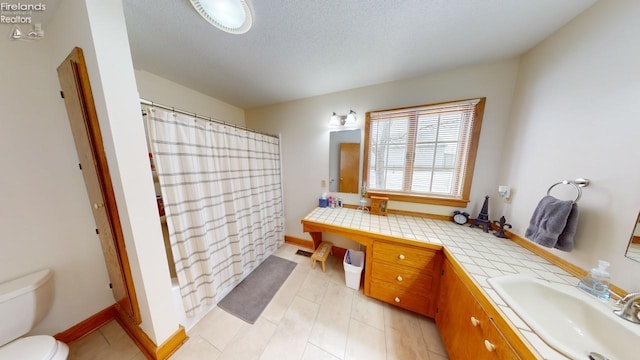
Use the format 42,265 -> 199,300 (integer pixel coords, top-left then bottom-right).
140,98 -> 278,139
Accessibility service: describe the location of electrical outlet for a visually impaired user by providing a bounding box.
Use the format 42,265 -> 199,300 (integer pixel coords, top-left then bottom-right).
498,185 -> 511,199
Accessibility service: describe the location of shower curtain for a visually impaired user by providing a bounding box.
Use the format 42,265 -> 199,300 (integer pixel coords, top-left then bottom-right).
147,107 -> 284,316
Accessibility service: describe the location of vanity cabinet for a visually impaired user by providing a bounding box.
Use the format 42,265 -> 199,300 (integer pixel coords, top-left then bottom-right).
302,209 -> 542,359
369,240 -> 443,317
436,260 -> 519,360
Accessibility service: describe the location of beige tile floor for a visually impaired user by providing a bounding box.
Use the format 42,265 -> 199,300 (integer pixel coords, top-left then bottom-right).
68,243 -> 449,360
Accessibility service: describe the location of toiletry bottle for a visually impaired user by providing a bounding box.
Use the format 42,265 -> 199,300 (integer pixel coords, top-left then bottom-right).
319,193 -> 328,208
577,260 -> 611,301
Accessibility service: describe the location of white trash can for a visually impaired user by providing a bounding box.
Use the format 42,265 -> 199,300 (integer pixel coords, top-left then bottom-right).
343,249 -> 365,290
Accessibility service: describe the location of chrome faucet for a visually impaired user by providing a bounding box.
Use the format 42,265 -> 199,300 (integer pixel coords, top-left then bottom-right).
613,292 -> 640,324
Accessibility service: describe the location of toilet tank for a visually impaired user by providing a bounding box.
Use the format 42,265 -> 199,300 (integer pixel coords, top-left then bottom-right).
0,269 -> 53,347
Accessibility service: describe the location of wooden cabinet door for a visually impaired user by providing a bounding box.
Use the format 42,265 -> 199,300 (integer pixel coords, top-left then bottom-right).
57,47 -> 140,323
436,260 -> 520,360
479,315 -> 520,360
436,260 -> 484,359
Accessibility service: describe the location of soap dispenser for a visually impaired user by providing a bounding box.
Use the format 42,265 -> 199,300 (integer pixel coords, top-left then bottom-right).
577,260 -> 611,301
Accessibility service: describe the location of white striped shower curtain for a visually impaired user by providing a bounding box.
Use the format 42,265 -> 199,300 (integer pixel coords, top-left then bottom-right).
147,107 -> 284,316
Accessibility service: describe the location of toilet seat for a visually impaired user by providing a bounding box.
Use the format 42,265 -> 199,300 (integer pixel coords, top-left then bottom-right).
0,335 -> 68,360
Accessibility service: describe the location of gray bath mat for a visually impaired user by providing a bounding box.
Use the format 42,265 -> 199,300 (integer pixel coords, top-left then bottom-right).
217,255 -> 297,324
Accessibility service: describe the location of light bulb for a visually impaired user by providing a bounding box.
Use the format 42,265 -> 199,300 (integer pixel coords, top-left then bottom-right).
329,112 -> 340,126
345,110 -> 357,125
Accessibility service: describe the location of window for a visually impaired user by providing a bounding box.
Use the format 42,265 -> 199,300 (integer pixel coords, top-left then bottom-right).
363,98 -> 485,207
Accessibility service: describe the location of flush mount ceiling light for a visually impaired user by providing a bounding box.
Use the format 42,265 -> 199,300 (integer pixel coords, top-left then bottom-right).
190,0 -> 253,34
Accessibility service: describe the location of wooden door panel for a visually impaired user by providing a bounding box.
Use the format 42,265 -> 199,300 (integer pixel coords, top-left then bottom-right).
437,261 -> 483,359
57,47 -> 140,323
339,143 -> 359,193
437,261 -> 520,360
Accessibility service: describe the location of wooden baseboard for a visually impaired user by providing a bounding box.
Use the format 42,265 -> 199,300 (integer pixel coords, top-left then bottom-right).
506,230 -> 585,276
155,326 -> 188,360
115,305 -> 187,360
54,305 -> 116,343
387,208 -> 452,221
341,204 -> 453,221
284,235 -> 314,249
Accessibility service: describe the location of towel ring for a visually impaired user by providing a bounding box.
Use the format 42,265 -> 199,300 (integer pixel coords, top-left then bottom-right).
546,178 -> 590,203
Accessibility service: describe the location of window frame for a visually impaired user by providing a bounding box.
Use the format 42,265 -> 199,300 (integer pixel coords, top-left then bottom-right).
362,97 -> 486,207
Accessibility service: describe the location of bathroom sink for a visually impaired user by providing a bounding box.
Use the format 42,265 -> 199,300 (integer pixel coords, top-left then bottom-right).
488,275 -> 640,360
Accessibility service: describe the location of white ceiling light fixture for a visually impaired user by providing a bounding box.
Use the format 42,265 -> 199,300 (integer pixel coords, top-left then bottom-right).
330,110 -> 357,129
190,0 -> 253,34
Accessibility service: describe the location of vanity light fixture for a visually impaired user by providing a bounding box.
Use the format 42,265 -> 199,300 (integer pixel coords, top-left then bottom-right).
190,0 -> 253,34
329,110 -> 357,127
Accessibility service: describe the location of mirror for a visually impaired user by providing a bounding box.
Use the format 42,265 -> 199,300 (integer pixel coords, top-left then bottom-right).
329,129 -> 361,193
624,212 -> 640,262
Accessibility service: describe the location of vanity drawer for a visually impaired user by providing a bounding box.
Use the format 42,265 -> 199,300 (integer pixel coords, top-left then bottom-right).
371,260 -> 434,295
370,280 -> 433,317
373,241 -> 440,272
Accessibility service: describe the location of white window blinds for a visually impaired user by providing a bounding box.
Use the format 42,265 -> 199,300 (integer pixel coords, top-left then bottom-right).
367,99 -> 481,199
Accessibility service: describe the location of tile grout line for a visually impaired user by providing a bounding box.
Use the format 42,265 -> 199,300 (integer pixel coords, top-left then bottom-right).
341,288 -> 357,360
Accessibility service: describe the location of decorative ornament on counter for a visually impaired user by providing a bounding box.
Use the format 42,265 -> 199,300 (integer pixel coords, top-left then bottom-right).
492,216 -> 512,238
469,195 -> 491,233
370,196 -> 389,216
452,210 -> 470,225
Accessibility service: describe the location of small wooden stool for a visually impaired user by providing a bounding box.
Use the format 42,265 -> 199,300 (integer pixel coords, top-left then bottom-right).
311,241 -> 333,272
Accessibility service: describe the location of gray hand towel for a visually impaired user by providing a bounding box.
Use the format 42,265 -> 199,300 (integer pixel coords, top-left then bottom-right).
525,196 -> 578,251
554,202 -> 579,251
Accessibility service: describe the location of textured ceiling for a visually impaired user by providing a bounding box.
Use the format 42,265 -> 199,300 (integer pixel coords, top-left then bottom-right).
123,0 -> 596,109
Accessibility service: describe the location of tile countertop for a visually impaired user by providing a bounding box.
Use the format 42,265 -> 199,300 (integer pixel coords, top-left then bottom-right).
303,207 -> 584,360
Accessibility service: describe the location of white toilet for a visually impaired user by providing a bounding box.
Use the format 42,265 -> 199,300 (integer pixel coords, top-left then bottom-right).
0,269 -> 69,360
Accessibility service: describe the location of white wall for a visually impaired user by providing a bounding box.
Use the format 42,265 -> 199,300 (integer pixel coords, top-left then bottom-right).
0,5 -> 114,335
246,59 -> 519,248
83,0 -> 180,344
134,69 -> 245,126
5,0 -> 178,344
500,0 -> 640,291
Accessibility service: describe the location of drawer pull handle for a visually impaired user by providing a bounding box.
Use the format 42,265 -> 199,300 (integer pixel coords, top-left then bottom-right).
398,254 -> 405,260
394,297 -> 401,303
470,316 -> 480,327
396,275 -> 403,282
484,340 -> 496,352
